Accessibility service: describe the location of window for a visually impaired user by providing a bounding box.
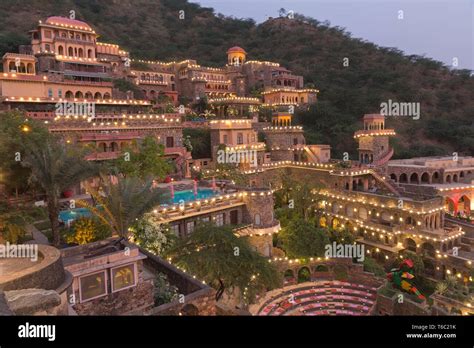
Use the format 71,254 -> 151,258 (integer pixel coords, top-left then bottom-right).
201,216 -> 210,223
48,88 -> 53,98
111,263 -> 136,293
293,138 -> 298,145
44,30 -> 52,39
186,221 -> 195,235
170,224 -> 179,236
254,213 -> 261,226
215,213 -> 224,226
237,133 -> 243,145
79,271 -> 107,302
166,136 -> 174,148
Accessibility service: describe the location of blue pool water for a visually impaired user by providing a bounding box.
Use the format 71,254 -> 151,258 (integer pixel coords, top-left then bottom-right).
172,188 -> 216,204
58,188 -> 217,223
59,207 -> 92,223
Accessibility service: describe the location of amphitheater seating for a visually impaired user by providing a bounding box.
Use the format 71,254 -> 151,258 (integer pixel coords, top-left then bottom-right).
257,281 -> 378,316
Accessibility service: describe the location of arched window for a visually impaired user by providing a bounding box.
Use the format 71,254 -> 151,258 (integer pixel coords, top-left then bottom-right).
68,47 -> 74,56
254,214 -> 261,226
103,92 -> 111,99
58,45 -> 64,55
94,92 -> 102,99
65,91 -> 74,99
75,91 -> 83,99
87,49 -> 93,58
78,48 -> 84,57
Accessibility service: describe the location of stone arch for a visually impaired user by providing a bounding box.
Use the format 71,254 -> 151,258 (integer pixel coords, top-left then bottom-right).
405,238 -> 417,252
409,173 -> 419,184
297,267 -> 311,283
94,92 -> 102,99
358,207 -> 368,220
453,174 -> 458,183
390,173 -> 397,181
284,269 -> 295,281
444,197 -> 456,214
421,172 -> 430,183
314,264 -> 329,272
458,195 -> 470,215
432,171 -> 440,183
103,92 -> 111,99
423,259 -> 435,276
254,213 -> 261,226
85,91 -> 93,99
421,242 -> 435,258
110,142 -> 119,152
75,91 -> 83,99
319,216 -> 327,228
65,90 -> 74,99
98,142 -> 107,152
345,204 -> 355,218
445,175 -> 452,183
399,173 -> 408,183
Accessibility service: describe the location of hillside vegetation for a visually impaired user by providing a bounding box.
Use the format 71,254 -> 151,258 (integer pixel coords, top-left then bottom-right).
0,0 -> 472,158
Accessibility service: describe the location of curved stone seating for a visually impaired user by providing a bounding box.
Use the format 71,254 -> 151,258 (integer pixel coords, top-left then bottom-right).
256,281 -> 378,316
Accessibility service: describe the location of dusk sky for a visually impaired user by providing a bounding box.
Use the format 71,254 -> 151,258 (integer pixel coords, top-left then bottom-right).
193,0 -> 473,70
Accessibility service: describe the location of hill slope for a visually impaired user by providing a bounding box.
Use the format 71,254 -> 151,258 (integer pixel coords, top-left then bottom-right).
0,0 -> 472,158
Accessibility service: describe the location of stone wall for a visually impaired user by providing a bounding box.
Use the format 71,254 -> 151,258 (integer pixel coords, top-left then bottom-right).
73,277 -> 154,315
376,289 -> 430,315
140,248 -> 216,316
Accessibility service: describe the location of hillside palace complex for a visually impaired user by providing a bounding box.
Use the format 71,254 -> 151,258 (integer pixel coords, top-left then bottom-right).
0,16 -> 473,317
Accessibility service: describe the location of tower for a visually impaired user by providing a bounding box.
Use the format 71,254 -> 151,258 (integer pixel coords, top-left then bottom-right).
354,114 -> 395,165
227,46 -> 247,66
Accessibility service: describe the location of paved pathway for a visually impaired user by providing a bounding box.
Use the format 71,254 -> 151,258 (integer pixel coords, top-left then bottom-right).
24,223 -> 50,245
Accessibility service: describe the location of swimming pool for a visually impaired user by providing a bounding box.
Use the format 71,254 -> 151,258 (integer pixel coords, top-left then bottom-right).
171,188 -> 217,204
58,207 -> 92,223
58,188 -> 217,223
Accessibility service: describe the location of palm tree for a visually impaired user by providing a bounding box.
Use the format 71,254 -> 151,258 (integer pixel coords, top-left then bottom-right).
199,110 -> 216,119
435,282 -> 448,295
22,136 -> 98,246
77,175 -> 166,238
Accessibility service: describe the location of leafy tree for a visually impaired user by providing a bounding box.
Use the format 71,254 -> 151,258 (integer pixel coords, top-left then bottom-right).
78,176 -> 166,238
153,273 -> 179,306
22,133 -> 98,246
183,128 -> 211,158
0,111 -> 50,197
363,256 -> 385,277
131,214 -> 176,255
112,136 -> 172,180
113,78 -> 145,99
165,223 -> 281,303
279,220 -> 330,258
